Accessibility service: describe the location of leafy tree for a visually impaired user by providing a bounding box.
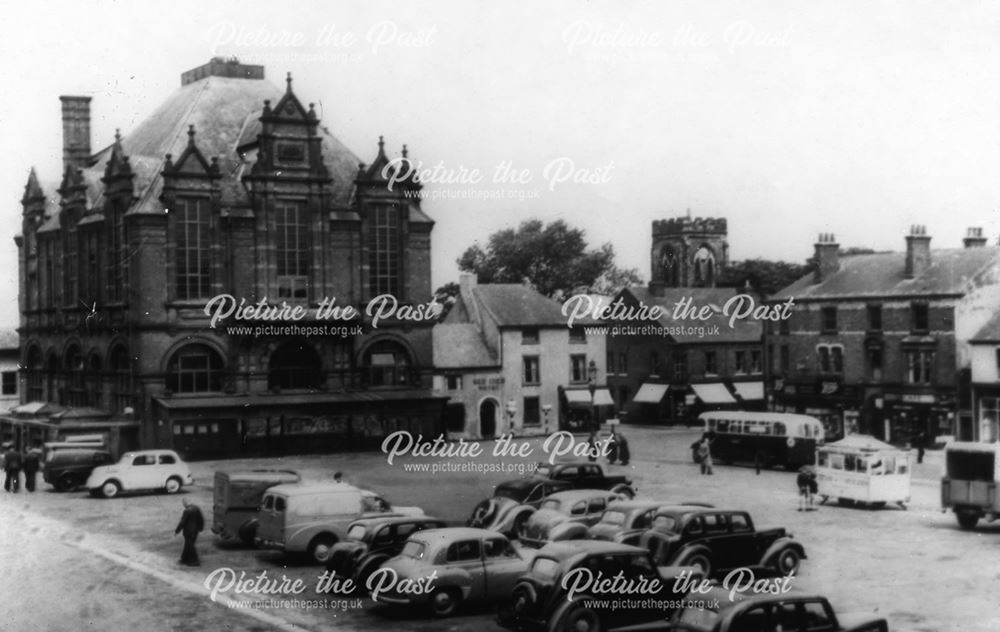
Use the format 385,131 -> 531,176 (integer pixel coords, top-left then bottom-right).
717,259 -> 813,296
456,219 -> 637,298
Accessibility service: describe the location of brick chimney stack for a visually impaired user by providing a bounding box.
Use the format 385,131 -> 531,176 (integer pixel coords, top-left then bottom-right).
963,227 -> 987,248
904,225 -> 931,279
813,233 -> 839,284
60,95 -> 92,171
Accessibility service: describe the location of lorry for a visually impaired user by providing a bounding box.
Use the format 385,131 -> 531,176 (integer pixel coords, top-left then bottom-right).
940,441 -> 1000,529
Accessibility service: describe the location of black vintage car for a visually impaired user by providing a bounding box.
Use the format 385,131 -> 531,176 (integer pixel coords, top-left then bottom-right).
532,462 -> 636,497
498,540 -> 698,632
325,515 -> 447,586
588,501 -> 714,545
639,508 -> 806,577
43,448 -> 114,491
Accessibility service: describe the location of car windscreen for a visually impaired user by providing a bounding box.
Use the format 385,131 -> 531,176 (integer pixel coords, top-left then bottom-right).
347,524 -> 368,540
535,464 -> 552,477
600,510 -> 627,526
400,541 -> 426,559
541,499 -> 561,510
530,557 -> 560,581
494,486 -> 523,501
651,515 -> 680,532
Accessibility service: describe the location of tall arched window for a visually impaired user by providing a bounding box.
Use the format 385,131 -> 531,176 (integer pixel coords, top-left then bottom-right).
268,341 -> 322,390
65,345 -> 85,406
25,346 -> 42,402
368,204 -> 400,297
166,344 -> 223,393
110,344 -> 132,413
362,340 -> 412,387
693,246 -> 716,287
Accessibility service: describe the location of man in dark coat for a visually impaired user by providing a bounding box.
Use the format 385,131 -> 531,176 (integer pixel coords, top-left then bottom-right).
22,445 -> 41,492
175,498 -> 205,566
4,445 -> 22,493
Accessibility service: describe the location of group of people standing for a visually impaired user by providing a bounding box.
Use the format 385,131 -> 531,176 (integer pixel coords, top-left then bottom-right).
1,443 -> 42,493
585,429 -> 631,465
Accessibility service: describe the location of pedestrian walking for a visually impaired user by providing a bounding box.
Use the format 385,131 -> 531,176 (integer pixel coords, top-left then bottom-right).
697,435 -> 714,475
915,432 -> 927,465
4,444 -> 22,493
616,432 -> 630,466
607,429 -> 619,464
175,498 -> 205,566
586,431 -> 598,462
797,466 -> 817,511
22,443 -> 42,493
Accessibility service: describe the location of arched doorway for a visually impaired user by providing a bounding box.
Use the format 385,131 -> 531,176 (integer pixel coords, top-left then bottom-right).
479,398 -> 499,439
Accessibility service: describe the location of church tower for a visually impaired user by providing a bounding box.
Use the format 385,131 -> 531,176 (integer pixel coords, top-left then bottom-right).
649,215 -> 728,295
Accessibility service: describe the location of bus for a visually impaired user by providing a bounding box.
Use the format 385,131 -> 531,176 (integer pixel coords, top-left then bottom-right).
698,411 -> 826,470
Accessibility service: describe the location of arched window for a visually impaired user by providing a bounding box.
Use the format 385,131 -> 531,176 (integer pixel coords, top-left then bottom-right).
110,345 -> 132,413
268,341 -> 322,390
25,346 -> 42,402
166,344 -> 224,393
693,246 -> 716,287
65,345 -> 85,406
362,340 -> 412,387
659,246 -> 680,287
87,354 -> 103,409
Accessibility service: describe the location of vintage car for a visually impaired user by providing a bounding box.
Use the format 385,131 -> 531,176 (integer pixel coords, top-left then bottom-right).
940,440 -> 1000,529
669,586 -> 889,632
212,469 -> 301,544
326,515 -> 448,585
639,508 -> 806,577
532,462 -> 636,497
588,500 -> 713,545
43,447 -> 114,492
85,449 -> 193,498
498,540 -> 699,632
254,483 -> 424,564
370,527 -> 538,617
519,489 -> 624,548
467,478 -> 573,536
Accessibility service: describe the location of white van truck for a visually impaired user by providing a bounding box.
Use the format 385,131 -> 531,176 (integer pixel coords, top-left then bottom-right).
254,483 -> 423,563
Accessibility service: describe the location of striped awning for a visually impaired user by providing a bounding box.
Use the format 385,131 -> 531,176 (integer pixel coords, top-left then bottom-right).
732,382 -> 764,401
633,383 -> 670,404
691,383 -> 736,405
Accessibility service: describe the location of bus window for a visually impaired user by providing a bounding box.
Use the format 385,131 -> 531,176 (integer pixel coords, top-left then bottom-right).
882,456 -> 895,474
856,456 -> 870,473
897,460 -> 908,475
717,420 -> 729,433
844,454 -> 857,471
731,420 -> 742,434
743,421 -> 754,434
802,424 -> 812,438
817,451 -> 829,467
774,422 -> 786,436
760,422 -> 773,436
707,419 -> 716,431
831,454 -> 844,470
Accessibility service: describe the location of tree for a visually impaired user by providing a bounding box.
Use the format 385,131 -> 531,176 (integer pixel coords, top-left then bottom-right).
456,219 -> 638,298
717,259 -> 813,296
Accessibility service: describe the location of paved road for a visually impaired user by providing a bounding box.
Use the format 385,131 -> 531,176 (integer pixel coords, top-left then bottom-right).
0,426 -> 997,632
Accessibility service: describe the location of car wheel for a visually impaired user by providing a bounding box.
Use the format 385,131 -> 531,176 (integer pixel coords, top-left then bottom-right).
773,548 -> 801,575
957,511 -> 979,530
101,481 -> 120,499
612,484 -> 635,499
429,588 -> 461,617
511,585 -> 535,618
164,477 -> 182,494
560,605 -> 601,632
56,473 -> 77,492
684,552 -> 712,576
308,535 -> 337,564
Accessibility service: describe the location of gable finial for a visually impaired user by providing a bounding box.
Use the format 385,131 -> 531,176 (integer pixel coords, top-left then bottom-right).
402,144 -> 408,159
286,71 -> 292,92
114,128 -> 122,144
378,135 -> 385,151
187,125 -> 196,146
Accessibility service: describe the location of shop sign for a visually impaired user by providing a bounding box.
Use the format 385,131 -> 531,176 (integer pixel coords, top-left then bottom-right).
902,393 -> 936,404
472,376 -> 505,391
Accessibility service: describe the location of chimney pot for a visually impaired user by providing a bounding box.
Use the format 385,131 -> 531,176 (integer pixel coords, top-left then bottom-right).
964,226 -> 987,248
813,232 -> 839,284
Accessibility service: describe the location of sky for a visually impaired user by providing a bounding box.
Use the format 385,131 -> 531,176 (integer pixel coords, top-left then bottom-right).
2,0 -> 1000,327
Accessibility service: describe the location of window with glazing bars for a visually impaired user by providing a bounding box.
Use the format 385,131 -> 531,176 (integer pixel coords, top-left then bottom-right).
176,198 -> 211,300
369,205 -> 400,297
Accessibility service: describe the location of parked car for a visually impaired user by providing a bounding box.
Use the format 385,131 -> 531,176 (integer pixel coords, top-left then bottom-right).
212,469 -> 301,545
371,527 -> 538,617
254,483 -> 423,564
519,489 -> 624,547
85,450 -> 193,498
588,500 -> 713,545
467,478 -> 573,536
326,515 -> 448,585
43,448 -> 114,492
940,440 -> 1000,529
668,586 -> 889,632
639,508 -> 806,577
498,540 -> 698,632
532,462 -> 636,497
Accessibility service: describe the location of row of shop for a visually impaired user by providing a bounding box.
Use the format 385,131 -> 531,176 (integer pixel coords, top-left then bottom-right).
610,379 -> 767,426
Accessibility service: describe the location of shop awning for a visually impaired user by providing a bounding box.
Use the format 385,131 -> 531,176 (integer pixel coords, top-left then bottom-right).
732,382 -> 764,401
633,383 -> 670,404
565,388 -> 614,408
691,383 -> 736,405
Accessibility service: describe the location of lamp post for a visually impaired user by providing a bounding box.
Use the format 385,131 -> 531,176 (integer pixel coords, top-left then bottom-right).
506,400 -> 517,435
588,360 -> 598,432
542,404 -> 552,434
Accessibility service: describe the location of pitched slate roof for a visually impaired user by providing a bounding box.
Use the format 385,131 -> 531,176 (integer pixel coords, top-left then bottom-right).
472,284 -> 571,328
432,323 -> 499,368
0,328 -> 18,351
37,74 -> 361,231
771,247 -> 1000,301
620,286 -> 762,344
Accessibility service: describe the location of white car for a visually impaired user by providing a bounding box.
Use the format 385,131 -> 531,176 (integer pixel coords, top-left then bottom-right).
86,449 -> 194,498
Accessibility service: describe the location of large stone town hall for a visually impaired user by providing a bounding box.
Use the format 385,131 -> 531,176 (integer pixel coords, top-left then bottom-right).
13,58 -> 446,457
